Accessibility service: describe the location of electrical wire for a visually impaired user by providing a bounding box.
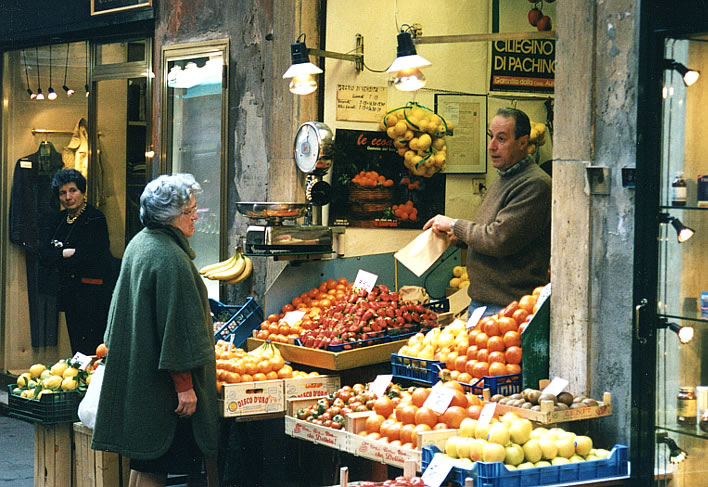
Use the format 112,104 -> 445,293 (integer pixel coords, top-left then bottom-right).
22,50 -> 31,91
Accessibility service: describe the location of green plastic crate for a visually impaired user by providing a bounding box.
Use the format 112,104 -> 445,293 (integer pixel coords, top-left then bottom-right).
7,385 -> 82,425
521,295 -> 550,390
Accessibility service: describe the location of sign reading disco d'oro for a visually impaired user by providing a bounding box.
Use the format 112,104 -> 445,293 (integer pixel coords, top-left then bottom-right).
490,38 -> 555,94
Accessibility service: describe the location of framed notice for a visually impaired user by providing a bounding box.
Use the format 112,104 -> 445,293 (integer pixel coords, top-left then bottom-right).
91,0 -> 152,16
434,94 -> 487,174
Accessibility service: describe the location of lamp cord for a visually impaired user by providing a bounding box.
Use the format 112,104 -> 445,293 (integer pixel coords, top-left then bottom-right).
22,50 -> 31,90
64,43 -> 70,85
35,47 -> 41,87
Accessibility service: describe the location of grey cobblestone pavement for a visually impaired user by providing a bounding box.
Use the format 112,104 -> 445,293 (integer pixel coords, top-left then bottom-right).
0,412 -> 34,487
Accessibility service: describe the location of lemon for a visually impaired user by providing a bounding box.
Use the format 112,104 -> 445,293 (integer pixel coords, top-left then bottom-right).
432,137 -> 446,151
450,277 -> 461,288
12,387 -> 21,395
386,126 -> 397,139
42,375 -> 62,390
21,389 -> 35,398
27,379 -> 38,389
29,363 -> 46,378
85,374 -> 92,386
17,372 -> 32,388
61,377 -> 78,391
50,361 -> 68,377
452,266 -> 465,277
393,120 -> 408,136
62,367 -> 79,379
40,370 -> 52,380
417,133 -> 432,150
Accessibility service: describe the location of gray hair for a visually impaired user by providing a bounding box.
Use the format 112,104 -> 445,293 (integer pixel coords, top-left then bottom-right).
139,173 -> 201,228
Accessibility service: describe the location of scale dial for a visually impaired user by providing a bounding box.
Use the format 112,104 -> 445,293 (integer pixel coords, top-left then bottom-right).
294,121 -> 334,175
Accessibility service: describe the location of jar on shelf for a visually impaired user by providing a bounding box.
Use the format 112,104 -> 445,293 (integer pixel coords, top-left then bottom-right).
671,172 -> 687,206
677,386 -> 697,425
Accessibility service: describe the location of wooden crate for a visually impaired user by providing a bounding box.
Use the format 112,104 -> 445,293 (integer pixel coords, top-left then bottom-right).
220,379 -> 285,417
72,422 -> 130,487
246,337 -> 407,370
34,423 -> 72,487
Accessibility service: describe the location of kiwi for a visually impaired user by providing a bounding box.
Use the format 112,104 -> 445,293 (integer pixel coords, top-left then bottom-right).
509,393 -> 523,401
573,396 -> 587,404
498,397 -> 510,405
521,402 -> 534,409
555,403 -> 569,410
582,398 -> 599,407
557,392 -> 574,406
530,405 -> 541,411
526,390 -> 542,404
521,388 -> 534,400
570,402 -> 584,409
490,394 -> 505,403
512,399 -> 526,407
539,393 -> 557,404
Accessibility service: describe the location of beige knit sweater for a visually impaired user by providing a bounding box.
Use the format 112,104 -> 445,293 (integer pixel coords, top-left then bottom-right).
452,160 -> 551,306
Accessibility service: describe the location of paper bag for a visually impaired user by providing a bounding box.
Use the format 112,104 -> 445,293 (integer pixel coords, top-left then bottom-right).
394,228 -> 450,277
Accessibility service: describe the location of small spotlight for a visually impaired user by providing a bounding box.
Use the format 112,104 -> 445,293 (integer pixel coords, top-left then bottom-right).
27,88 -> 35,100
63,85 -> 75,97
386,30 -> 431,92
36,88 -> 44,101
85,83 -> 90,97
668,322 -> 695,344
47,87 -> 57,100
657,433 -> 688,464
665,59 -> 700,87
659,213 -> 695,243
282,36 -> 322,95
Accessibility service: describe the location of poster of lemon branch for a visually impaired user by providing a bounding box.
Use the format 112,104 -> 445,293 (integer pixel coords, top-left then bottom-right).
434,94 -> 488,174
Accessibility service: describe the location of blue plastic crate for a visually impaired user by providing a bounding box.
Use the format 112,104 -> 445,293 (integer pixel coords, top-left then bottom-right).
422,444 -> 629,487
212,297 -> 264,347
391,353 -> 443,385
435,364 -> 522,397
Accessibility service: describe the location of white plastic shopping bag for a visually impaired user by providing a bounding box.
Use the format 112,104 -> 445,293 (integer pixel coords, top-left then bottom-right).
78,364 -> 104,429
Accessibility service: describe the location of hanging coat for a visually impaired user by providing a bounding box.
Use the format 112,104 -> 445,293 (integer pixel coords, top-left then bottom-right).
91,226 -> 219,460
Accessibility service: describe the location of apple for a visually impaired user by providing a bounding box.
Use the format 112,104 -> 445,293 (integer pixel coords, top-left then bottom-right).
500,411 -> 521,425
539,437 -> 558,460
475,422 -> 492,441
504,444 -> 525,466
456,437 -> 473,459
574,435 -> 593,456
569,454 -> 585,463
552,457 -> 571,465
483,442 -> 506,462
555,437 -> 575,458
530,427 -> 548,440
516,462 -> 535,470
469,438 -> 486,461
534,460 -> 552,468
445,436 -> 459,458
509,418 -> 532,445
487,422 -> 510,445
505,464 -> 517,470
593,448 -> 610,459
459,418 -> 477,438
585,454 -> 599,461
522,439 -> 542,463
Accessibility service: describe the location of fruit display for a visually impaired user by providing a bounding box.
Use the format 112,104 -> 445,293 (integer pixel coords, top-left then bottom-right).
527,1 -> 553,32
391,200 -> 418,222
214,340 -> 316,391
11,357 -> 93,399
380,101 -> 454,178
437,412 -> 611,469
448,265 -> 470,291
526,120 -> 548,157
298,285 -> 438,350
490,388 -> 604,412
199,247 -> 253,285
352,170 -> 394,188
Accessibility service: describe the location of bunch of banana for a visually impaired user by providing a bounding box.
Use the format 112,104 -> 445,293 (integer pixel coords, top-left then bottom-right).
249,340 -> 282,358
199,248 -> 253,285
527,121 -> 548,156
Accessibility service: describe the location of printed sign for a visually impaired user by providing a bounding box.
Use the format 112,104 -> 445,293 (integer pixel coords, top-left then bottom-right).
72,352 -> 93,370
353,269 -> 378,293
477,402 -> 497,429
283,310 -> 306,326
542,377 -> 569,396
424,384 -> 455,414
467,306 -> 487,329
421,454 -> 454,487
490,39 -> 555,93
369,374 -> 393,399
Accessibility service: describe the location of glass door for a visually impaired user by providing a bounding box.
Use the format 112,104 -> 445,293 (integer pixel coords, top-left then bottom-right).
161,40 -> 229,300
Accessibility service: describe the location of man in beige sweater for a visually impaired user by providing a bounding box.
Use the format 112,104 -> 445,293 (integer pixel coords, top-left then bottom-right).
424,107 -> 551,316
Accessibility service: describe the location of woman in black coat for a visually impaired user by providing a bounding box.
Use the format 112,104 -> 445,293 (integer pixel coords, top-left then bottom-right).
43,169 -> 115,355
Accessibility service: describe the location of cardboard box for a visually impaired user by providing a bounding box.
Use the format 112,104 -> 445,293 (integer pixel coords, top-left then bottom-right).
283,375 -> 341,400
220,379 -> 284,417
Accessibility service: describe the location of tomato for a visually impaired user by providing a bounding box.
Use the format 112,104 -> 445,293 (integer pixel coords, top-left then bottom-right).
267,313 -> 280,323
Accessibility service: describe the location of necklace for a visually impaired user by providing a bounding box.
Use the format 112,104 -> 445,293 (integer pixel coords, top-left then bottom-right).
66,203 -> 87,224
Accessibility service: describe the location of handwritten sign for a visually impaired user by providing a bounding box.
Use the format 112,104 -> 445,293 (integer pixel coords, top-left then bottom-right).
542,377 -> 569,396
353,270 -> 378,293
421,454 -> 454,487
467,306 -> 487,329
72,352 -> 93,370
283,310 -> 306,326
336,84 -> 387,122
370,374 -> 393,399
477,402 -> 497,429
424,384 -> 455,414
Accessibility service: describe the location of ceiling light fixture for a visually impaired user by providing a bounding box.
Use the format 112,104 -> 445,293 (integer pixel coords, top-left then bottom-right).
47,44 -> 57,100
34,47 -> 44,100
659,319 -> 695,344
22,50 -> 35,99
283,33 -> 364,95
664,59 -> 700,87
84,42 -> 90,97
62,43 -> 74,96
659,213 -> 695,243
386,26 -> 431,92
657,432 -> 688,464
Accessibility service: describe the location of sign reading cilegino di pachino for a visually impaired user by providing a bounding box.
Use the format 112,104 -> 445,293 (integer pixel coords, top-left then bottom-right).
490,38 -> 555,93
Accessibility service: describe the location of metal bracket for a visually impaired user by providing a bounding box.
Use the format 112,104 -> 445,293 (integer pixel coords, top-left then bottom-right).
586,166 -> 611,195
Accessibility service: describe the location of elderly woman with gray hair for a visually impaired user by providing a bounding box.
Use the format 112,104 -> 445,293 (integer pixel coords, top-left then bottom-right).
91,174 -> 220,487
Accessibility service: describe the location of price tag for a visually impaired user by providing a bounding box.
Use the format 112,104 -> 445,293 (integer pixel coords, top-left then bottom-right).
537,283 -> 552,306
477,402 -> 497,429
542,377 -> 569,396
369,374 -> 393,398
71,352 -> 93,370
421,454 -> 454,487
283,310 -> 306,326
467,306 -> 486,329
352,270 -> 378,293
423,383 -> 455,414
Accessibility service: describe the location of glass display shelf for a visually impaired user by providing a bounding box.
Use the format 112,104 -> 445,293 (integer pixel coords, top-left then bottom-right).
658,312 -> 708,324
656,424 -> 708,441
659,205 -> 708,212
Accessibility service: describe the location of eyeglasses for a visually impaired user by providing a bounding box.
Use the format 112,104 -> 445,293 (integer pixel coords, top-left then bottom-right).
182,204 -> 199,217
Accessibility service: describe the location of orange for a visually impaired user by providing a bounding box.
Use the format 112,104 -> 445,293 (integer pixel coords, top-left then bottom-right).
257,360 -> 272,374
411,424 -> 432,447
532,286 -> 545,296
398,404 -> 419,425
253,372 -> 267,381
505,346 -> 523,365
325,278 -> 337,290
240,373 -> 253,382
269,355 -> 285,371
365,413 -> 386,433
266,371 -> 278,380
465,360 -> 477,377
472,361 -> 489,379
277,364 -> 293,378
506,363 -> 521,374
449,390 -> 468,408
374,396 -> 395,418
501,301 -> 519,318
444,351 -> 458,371
411,387 -> 431,408
518,295 -> 537,313
433,422 -> 449,430
488,362 -> 507,377
367,432 -> 382,441
488,351 -> 506,364
442,380 -> 465,393
467,404 -> 482,420
475,332 -> 489,349
414,407 -> 438,428
243,360 -> 258,376
476,348 -> 489,363
483,318 -> 501,337
497,317 -> 519,335
503,331 -> 521,348
466,345 -> 478,360
487,336 -> 505,353
449,370 -> 461,381
457,372 -> 473,384
466,393 -> 482,407
96,343 -> 108,358
441,406 -> 469,428
468,329 -> 480,342
456,342 -> 469,356
384,420 -> 402,441
454,355 -> 468,373
512,309 -> 529,324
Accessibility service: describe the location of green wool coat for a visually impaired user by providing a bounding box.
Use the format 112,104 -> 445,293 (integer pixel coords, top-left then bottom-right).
91,226 -> 219,459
